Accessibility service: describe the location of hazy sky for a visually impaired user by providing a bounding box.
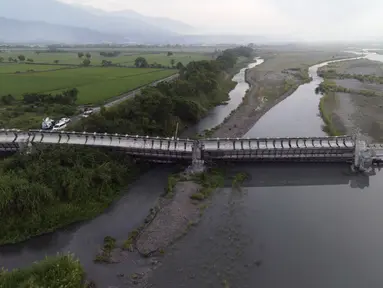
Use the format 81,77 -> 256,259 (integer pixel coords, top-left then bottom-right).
59,0 -> 383,41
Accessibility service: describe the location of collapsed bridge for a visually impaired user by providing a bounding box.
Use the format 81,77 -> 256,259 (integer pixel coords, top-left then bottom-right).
0,129 -> 381,172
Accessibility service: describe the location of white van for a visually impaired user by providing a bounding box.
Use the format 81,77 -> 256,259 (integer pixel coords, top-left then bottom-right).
52,119 -> 67,131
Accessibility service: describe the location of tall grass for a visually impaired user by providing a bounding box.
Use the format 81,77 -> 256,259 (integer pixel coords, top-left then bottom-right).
0,146 -> 143,245
319,93 -> 342,136
0,254 -> 85,288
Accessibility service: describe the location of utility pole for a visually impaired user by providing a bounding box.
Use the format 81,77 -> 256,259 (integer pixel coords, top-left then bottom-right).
174,122 -> 179,139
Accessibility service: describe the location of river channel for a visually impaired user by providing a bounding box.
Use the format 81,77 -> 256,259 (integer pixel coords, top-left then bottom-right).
3,53 -> 383,288
145,52 -> 383,288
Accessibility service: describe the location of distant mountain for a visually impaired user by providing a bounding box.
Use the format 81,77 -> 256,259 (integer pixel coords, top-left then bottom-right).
0,17 -> 121,44
0,0 -> 179,43
107,10 -> 195,34
0,0 -> 275,45
168,34 -> 270,45
71,5 -> 195,34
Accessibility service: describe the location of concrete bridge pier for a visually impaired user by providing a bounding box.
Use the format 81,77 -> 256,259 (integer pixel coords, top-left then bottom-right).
189,141 -> 205,174
18,141 -> 35,155
353,133 -> 373,173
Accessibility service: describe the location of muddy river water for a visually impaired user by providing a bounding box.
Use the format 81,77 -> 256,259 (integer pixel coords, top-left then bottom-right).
3,53 -> 383,288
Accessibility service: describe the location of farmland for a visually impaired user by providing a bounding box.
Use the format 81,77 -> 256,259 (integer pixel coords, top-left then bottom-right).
0,67 -> 176,104
0,49 -> 212,129
0,63 -> 73,73
0,51 -> 212,66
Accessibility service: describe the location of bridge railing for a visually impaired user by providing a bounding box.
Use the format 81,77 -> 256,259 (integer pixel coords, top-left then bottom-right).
27,130 -> 195,153
201,136 -> 355,151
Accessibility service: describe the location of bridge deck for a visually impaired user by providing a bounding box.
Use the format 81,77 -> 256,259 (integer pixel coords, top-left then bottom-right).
0,130 -> 378,164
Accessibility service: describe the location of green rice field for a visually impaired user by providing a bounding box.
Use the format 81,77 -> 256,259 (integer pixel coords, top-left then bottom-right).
0,67 -> 177,104
0,51 -> 212,66
0,64 -> 73,73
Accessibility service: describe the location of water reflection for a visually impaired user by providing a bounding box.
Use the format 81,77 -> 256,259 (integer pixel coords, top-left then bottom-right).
229,163 -> 371,189
148,163 -> 383,288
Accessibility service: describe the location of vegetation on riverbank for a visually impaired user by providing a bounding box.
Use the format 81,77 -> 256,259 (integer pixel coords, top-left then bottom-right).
318,68 -> 383,84
0,254 -> 87,288
316,79 -> 382,97
190,168 -> 225,201
0,146 -> 143,245
318,92 -> 342,136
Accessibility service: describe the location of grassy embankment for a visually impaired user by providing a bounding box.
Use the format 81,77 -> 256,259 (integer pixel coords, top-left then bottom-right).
0,254 -> 88,288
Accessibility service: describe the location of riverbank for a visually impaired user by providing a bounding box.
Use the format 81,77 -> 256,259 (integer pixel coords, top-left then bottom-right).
317,57 -> 383,141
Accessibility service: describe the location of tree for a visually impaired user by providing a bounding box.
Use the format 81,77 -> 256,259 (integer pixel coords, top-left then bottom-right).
1,94 -> 15,105
54,60 -> 59,64
78,52 -> 84,58
134,57 -> 148,68
101,60 -> 112,66
8,57 -> 13,62
85,52 -> 91,59
82,59 -> 91,66
176,62 -> 184,70
0,57 -> 3,63
18,55 -> 26,62
26,58 -> 34,63
167,51 -> 173,56
170,59 -> 176,67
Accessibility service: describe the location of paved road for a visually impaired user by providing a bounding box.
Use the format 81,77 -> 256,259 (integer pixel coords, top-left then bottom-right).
70,73 -> 179,124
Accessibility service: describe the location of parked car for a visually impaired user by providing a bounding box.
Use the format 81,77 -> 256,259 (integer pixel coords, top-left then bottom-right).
52,119 -> 67,131
60,117 -> 71,124
82,108 -> 93,118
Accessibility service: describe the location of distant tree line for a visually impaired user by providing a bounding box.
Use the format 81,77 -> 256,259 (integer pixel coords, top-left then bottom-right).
22,88 -> 78,105
100,51 -> 121,57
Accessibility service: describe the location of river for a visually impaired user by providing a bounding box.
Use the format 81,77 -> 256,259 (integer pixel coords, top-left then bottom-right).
145,52 -> 383,287
3,53 -> 383,288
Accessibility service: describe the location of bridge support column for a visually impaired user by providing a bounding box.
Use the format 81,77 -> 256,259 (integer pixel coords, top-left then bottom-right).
18,141 -> 34,154
189,141 -> 205,174
353,132 -> 373,172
